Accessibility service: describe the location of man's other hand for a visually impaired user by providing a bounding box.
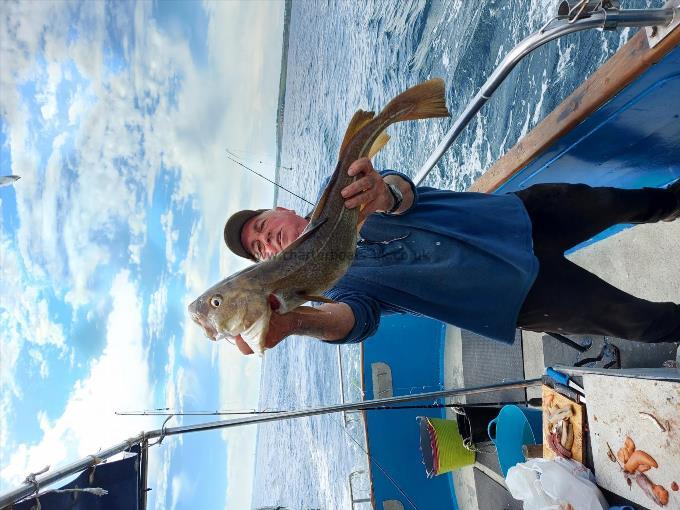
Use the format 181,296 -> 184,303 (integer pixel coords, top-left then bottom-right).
233,310 -> 293,355
341,158 -> 392,222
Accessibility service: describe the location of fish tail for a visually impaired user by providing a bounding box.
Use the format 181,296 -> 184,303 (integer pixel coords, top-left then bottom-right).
379,78 -> 450,122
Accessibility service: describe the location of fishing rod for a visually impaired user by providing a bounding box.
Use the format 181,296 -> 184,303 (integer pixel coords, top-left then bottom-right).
115,409 -> 287,416
115,398 -> 542,417
225,150 -> 314,206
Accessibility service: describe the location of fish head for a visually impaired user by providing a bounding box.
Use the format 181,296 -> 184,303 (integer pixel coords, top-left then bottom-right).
188,277 -> 272,355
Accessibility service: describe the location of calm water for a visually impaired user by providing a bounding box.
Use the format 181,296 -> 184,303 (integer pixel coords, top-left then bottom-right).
252,1 -> 654,508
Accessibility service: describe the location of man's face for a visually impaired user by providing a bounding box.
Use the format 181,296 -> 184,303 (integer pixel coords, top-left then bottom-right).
241,207 -> 309,260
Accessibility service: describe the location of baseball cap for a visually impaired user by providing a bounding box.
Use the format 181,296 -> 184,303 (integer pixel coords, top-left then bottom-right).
223,209 -> 267,260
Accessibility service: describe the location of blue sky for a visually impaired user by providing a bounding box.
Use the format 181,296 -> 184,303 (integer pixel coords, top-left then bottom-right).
0,1 -> 284,508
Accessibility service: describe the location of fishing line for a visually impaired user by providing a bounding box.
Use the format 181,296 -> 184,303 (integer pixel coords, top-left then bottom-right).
326,414 -> 422,510
225,150 -> 314,206
226,148 -> 293,170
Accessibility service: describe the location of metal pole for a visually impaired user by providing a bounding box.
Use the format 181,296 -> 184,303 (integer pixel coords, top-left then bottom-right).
336,344 -> 348,424
149,377 -> 542,437
413,7 -> 676,186
0,378 -> 540,507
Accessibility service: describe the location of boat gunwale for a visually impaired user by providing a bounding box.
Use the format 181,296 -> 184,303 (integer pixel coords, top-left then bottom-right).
470,26 -> 680,193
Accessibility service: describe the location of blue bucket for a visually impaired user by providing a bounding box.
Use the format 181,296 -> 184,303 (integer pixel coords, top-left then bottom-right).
487,405 -> 543,477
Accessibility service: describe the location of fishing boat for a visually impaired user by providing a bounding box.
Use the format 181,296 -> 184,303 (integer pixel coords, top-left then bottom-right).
1,1 -> 679,509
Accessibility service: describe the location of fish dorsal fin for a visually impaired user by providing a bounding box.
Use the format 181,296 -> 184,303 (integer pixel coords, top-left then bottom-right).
307,110 -> 376,224
367,132 -> 390,159
339,110 -> 375,157
308,181 -> 332,224
296,293 -> 337,304
275,217 -> 328,257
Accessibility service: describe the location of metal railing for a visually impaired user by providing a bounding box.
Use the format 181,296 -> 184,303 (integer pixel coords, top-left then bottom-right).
414,1 -> 678,186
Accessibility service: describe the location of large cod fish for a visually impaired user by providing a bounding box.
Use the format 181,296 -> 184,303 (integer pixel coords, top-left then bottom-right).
188,79 -> 450,354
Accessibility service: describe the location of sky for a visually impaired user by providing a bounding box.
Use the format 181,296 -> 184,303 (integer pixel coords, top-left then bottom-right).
0,1 -> 285,508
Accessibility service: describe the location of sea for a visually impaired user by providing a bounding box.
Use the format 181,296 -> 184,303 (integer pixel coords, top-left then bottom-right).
252,1 -> 655,508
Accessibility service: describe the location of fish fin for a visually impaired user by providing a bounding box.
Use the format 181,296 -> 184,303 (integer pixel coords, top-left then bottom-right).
268,293 -> 282,311
269,292 -> 293,313
307,184 -> 331,224
379,78 -> 450,122
307,110 -> 375,223
241,309 -> 272,356
367,132 -> 390,159
339,110 -> 375,157
294,305 -> 330,315
279,217 -> 328,254
296,293 -> 337,304
356,216 -> 367,233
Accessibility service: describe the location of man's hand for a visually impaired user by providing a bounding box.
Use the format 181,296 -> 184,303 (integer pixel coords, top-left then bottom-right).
233,311 -> 294,355
233,302 -> 356,355
341,158 -> 393,223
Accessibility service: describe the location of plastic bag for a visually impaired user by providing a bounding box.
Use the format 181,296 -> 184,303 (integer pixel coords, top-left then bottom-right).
506,458 -> 609,510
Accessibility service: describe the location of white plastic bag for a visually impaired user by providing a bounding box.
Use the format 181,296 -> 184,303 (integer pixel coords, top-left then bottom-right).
506,458 -> 609,510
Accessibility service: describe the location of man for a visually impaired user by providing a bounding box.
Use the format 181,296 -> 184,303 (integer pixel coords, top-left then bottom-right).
224,158 -> 680,355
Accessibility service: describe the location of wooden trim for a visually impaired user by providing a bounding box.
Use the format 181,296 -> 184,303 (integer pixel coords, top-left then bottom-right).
470,26 -> 680,193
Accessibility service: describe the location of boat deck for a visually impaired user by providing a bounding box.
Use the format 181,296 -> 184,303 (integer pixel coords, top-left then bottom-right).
446,219 -> 680,509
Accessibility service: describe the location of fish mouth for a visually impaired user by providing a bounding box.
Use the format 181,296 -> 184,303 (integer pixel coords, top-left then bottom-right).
190,311 -> 219,341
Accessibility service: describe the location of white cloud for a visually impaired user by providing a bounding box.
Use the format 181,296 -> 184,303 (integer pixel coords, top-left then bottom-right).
170,474 -> 184,510
217,346 -> 261,508
0,271 -> 154,489
67,87 -> 89,125
148,442 -> 173,510
28,349 -> 50,379
2,1 -> 149,311
160,209 -> 179,270
1,0 -> 286,505
4,0 -> 283,316
37,61 -> 62,121
148,283 -> 168,340
0,229 -> 69,439
181,313 -> 214,362
146,337 -> 184,510
0,335 -> 21,454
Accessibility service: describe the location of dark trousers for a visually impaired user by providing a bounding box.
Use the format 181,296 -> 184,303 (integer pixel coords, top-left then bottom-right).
514,183 -> 680,343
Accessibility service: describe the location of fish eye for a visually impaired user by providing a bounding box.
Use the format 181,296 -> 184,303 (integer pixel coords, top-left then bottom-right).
210,295 -> 223,308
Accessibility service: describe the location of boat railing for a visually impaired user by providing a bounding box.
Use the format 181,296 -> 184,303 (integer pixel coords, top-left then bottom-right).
336,344 -> 365,427
348,469 -> 373,509
414,0 -> 679,186
336,344 -> 349,424
337,345 -> 374,507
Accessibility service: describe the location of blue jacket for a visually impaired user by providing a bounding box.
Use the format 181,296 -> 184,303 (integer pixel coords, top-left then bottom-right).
317,170 -> 539,345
